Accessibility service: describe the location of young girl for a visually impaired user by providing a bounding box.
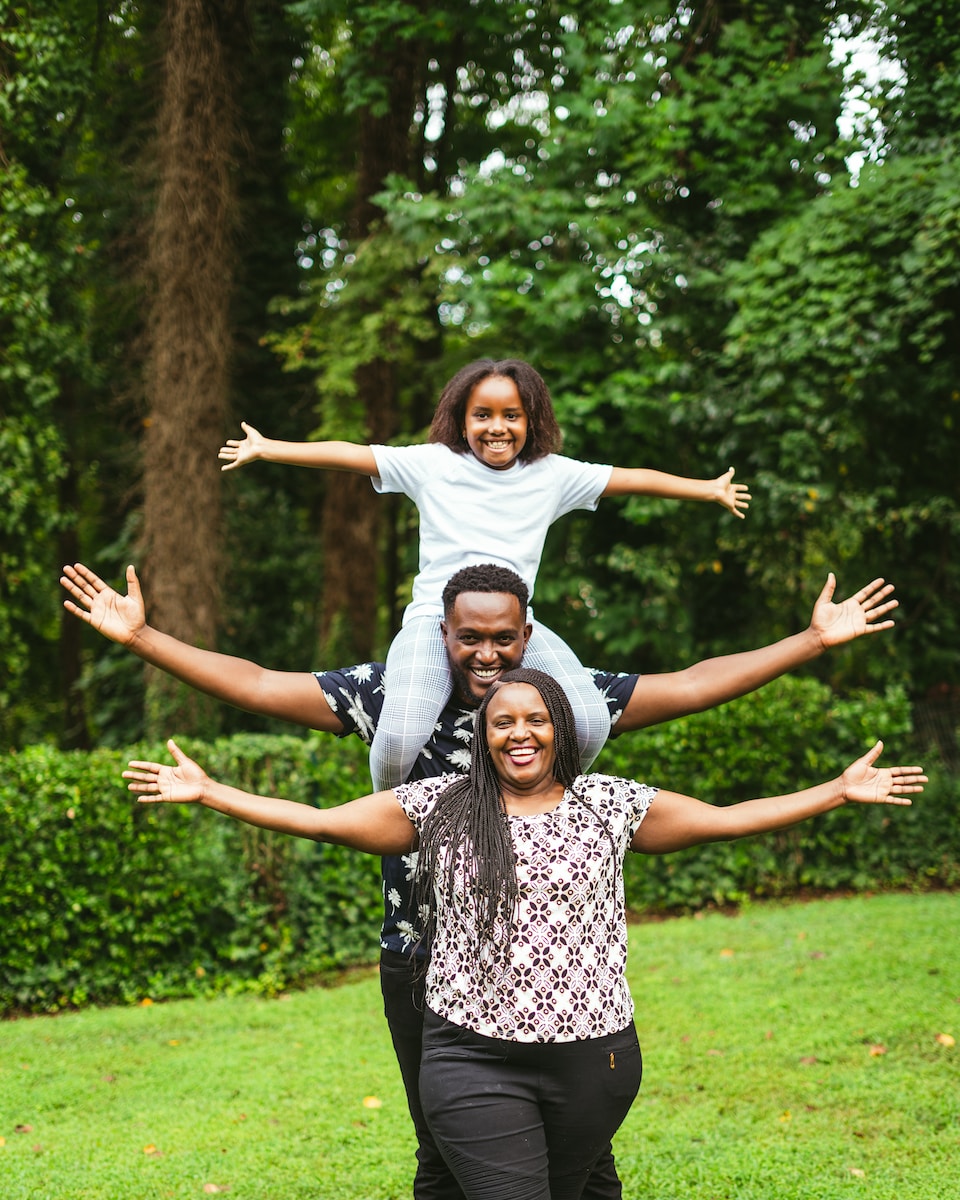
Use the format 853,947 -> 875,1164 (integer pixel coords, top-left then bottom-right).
218,358 -> 750,791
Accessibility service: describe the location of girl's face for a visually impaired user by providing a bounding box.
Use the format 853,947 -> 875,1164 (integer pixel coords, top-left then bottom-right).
462,375 -> 528,470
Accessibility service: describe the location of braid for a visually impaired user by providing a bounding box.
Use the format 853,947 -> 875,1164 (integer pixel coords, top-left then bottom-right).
412,668 -> 584,961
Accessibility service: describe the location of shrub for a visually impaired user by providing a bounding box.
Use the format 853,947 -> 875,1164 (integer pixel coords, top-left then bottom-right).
0,735 -> 381,1014
1,677 -> 956,1014
600,677 -> 959,909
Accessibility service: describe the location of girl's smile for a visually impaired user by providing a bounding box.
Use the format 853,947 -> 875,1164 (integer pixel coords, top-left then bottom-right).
462,376 -> 529,470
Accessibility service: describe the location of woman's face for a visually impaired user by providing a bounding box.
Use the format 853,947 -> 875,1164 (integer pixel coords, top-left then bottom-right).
462,375 -> 529,470
484,682 -> 557,789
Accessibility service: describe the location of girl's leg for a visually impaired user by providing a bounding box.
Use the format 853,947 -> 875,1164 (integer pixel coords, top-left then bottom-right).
370,617 -> 453,791
523,623 -> 611,770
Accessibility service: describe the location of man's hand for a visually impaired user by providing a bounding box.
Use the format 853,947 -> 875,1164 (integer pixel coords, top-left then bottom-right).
810,573 -> 898,650
714,466 -> 751,519
61,563 -> 146,646
124,738 -> 208,804
840,740 -> 926,806
218,420 -> 264,472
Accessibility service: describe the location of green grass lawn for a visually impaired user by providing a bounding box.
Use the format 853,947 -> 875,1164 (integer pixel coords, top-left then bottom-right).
2,892 -> 958,1199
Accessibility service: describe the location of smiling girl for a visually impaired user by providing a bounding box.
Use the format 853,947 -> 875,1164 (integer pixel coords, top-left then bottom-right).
218,358 -> 750,790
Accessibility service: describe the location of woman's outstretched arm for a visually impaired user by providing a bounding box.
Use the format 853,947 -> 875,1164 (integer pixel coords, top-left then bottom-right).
632,741 -> 925,854
124,739 -> 416,855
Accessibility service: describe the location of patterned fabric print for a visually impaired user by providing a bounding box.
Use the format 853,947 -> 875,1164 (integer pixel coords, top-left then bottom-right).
313,663 -> 640,956
394,772 -> 658,1043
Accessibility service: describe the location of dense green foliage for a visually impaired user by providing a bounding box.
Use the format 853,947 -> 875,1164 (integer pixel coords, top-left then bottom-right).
1,0 -> 958,748
0,733 -> 382,1014
3,677 -> 956,1016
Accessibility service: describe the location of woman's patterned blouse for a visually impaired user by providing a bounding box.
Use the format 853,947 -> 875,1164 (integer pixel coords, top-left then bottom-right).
394,772 -> 657,1043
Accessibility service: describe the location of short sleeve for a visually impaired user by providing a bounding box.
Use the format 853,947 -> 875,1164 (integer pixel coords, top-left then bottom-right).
311,662 -> 385,744
370,443 -> 442,499
586,669 -> 639,734
393,773 -> 461,826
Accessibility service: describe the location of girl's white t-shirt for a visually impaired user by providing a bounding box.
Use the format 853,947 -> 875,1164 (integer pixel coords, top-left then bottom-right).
371,443 -> 612,623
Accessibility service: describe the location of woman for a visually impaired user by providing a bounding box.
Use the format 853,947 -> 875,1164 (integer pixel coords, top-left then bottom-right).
124,668 -> 924,1200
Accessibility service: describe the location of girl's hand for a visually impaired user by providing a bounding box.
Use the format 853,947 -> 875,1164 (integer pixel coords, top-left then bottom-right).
218,421 -> 264,471
841,740 -> 926,805
714,466 -> 751,518
124,739 -> 208,804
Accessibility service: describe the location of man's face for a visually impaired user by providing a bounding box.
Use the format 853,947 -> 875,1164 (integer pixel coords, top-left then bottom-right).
440,591 -> 531,706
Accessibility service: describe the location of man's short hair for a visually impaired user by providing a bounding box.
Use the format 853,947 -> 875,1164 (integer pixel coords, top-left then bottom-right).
441,564 -> 529,617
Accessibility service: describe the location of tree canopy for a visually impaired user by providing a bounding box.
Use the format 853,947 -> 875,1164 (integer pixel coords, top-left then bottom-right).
1,0 -> 956,749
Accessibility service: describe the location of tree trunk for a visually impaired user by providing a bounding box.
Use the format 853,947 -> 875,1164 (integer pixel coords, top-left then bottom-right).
318,35 -> 425,663
141,0 -> 241,734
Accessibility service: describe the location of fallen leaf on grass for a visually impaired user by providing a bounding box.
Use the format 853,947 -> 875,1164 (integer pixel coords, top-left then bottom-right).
869,1044 -> 887,1056
719,948 -> 735,958
800,1055 -> 818,1065
0,1136 -> 5,1147
936,1032 -> 955,1047
706,1049 -> 724,1057
779,1111 -> 792,1123
14,1125 -> 33,1134
203,1185 -> 230,1194
362,1096 -> 383,1108
143,1144 -> 163,1157
849,1167 -> 865,1177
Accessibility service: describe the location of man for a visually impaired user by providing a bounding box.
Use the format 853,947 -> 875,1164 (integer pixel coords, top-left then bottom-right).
61,560 -> 896,1199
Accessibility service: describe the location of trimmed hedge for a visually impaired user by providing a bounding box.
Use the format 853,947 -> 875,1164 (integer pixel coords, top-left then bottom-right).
0,734 -> 381,1014
2,678 -> 957,1014
605,677 -> 960,910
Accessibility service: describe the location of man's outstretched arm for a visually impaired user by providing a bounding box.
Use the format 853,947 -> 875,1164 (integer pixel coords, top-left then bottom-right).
61,563 -> 344,732
618,573 -> 897,732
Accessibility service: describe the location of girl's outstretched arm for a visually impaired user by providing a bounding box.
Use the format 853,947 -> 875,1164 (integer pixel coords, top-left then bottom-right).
218,421 -> 378,475
124,739 -> 416,855
602,464 -> 750,518
631,741 -> 925,854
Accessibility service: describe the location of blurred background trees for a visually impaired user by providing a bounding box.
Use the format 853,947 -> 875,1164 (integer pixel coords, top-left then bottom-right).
2,0 -> 957,752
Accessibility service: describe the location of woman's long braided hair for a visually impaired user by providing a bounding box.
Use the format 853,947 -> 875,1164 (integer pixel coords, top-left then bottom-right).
412,668 -> 615,961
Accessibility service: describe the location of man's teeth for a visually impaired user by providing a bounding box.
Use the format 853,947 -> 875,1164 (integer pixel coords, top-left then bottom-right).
473,667 -> 499,678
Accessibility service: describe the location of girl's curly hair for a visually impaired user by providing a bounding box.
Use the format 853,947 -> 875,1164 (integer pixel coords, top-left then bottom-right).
428,359 -> 562,463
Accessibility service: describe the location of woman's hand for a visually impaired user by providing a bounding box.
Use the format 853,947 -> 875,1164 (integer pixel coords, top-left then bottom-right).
124,738 -> 208,804
841,740 -> 927,805
218,421 -> 264,471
